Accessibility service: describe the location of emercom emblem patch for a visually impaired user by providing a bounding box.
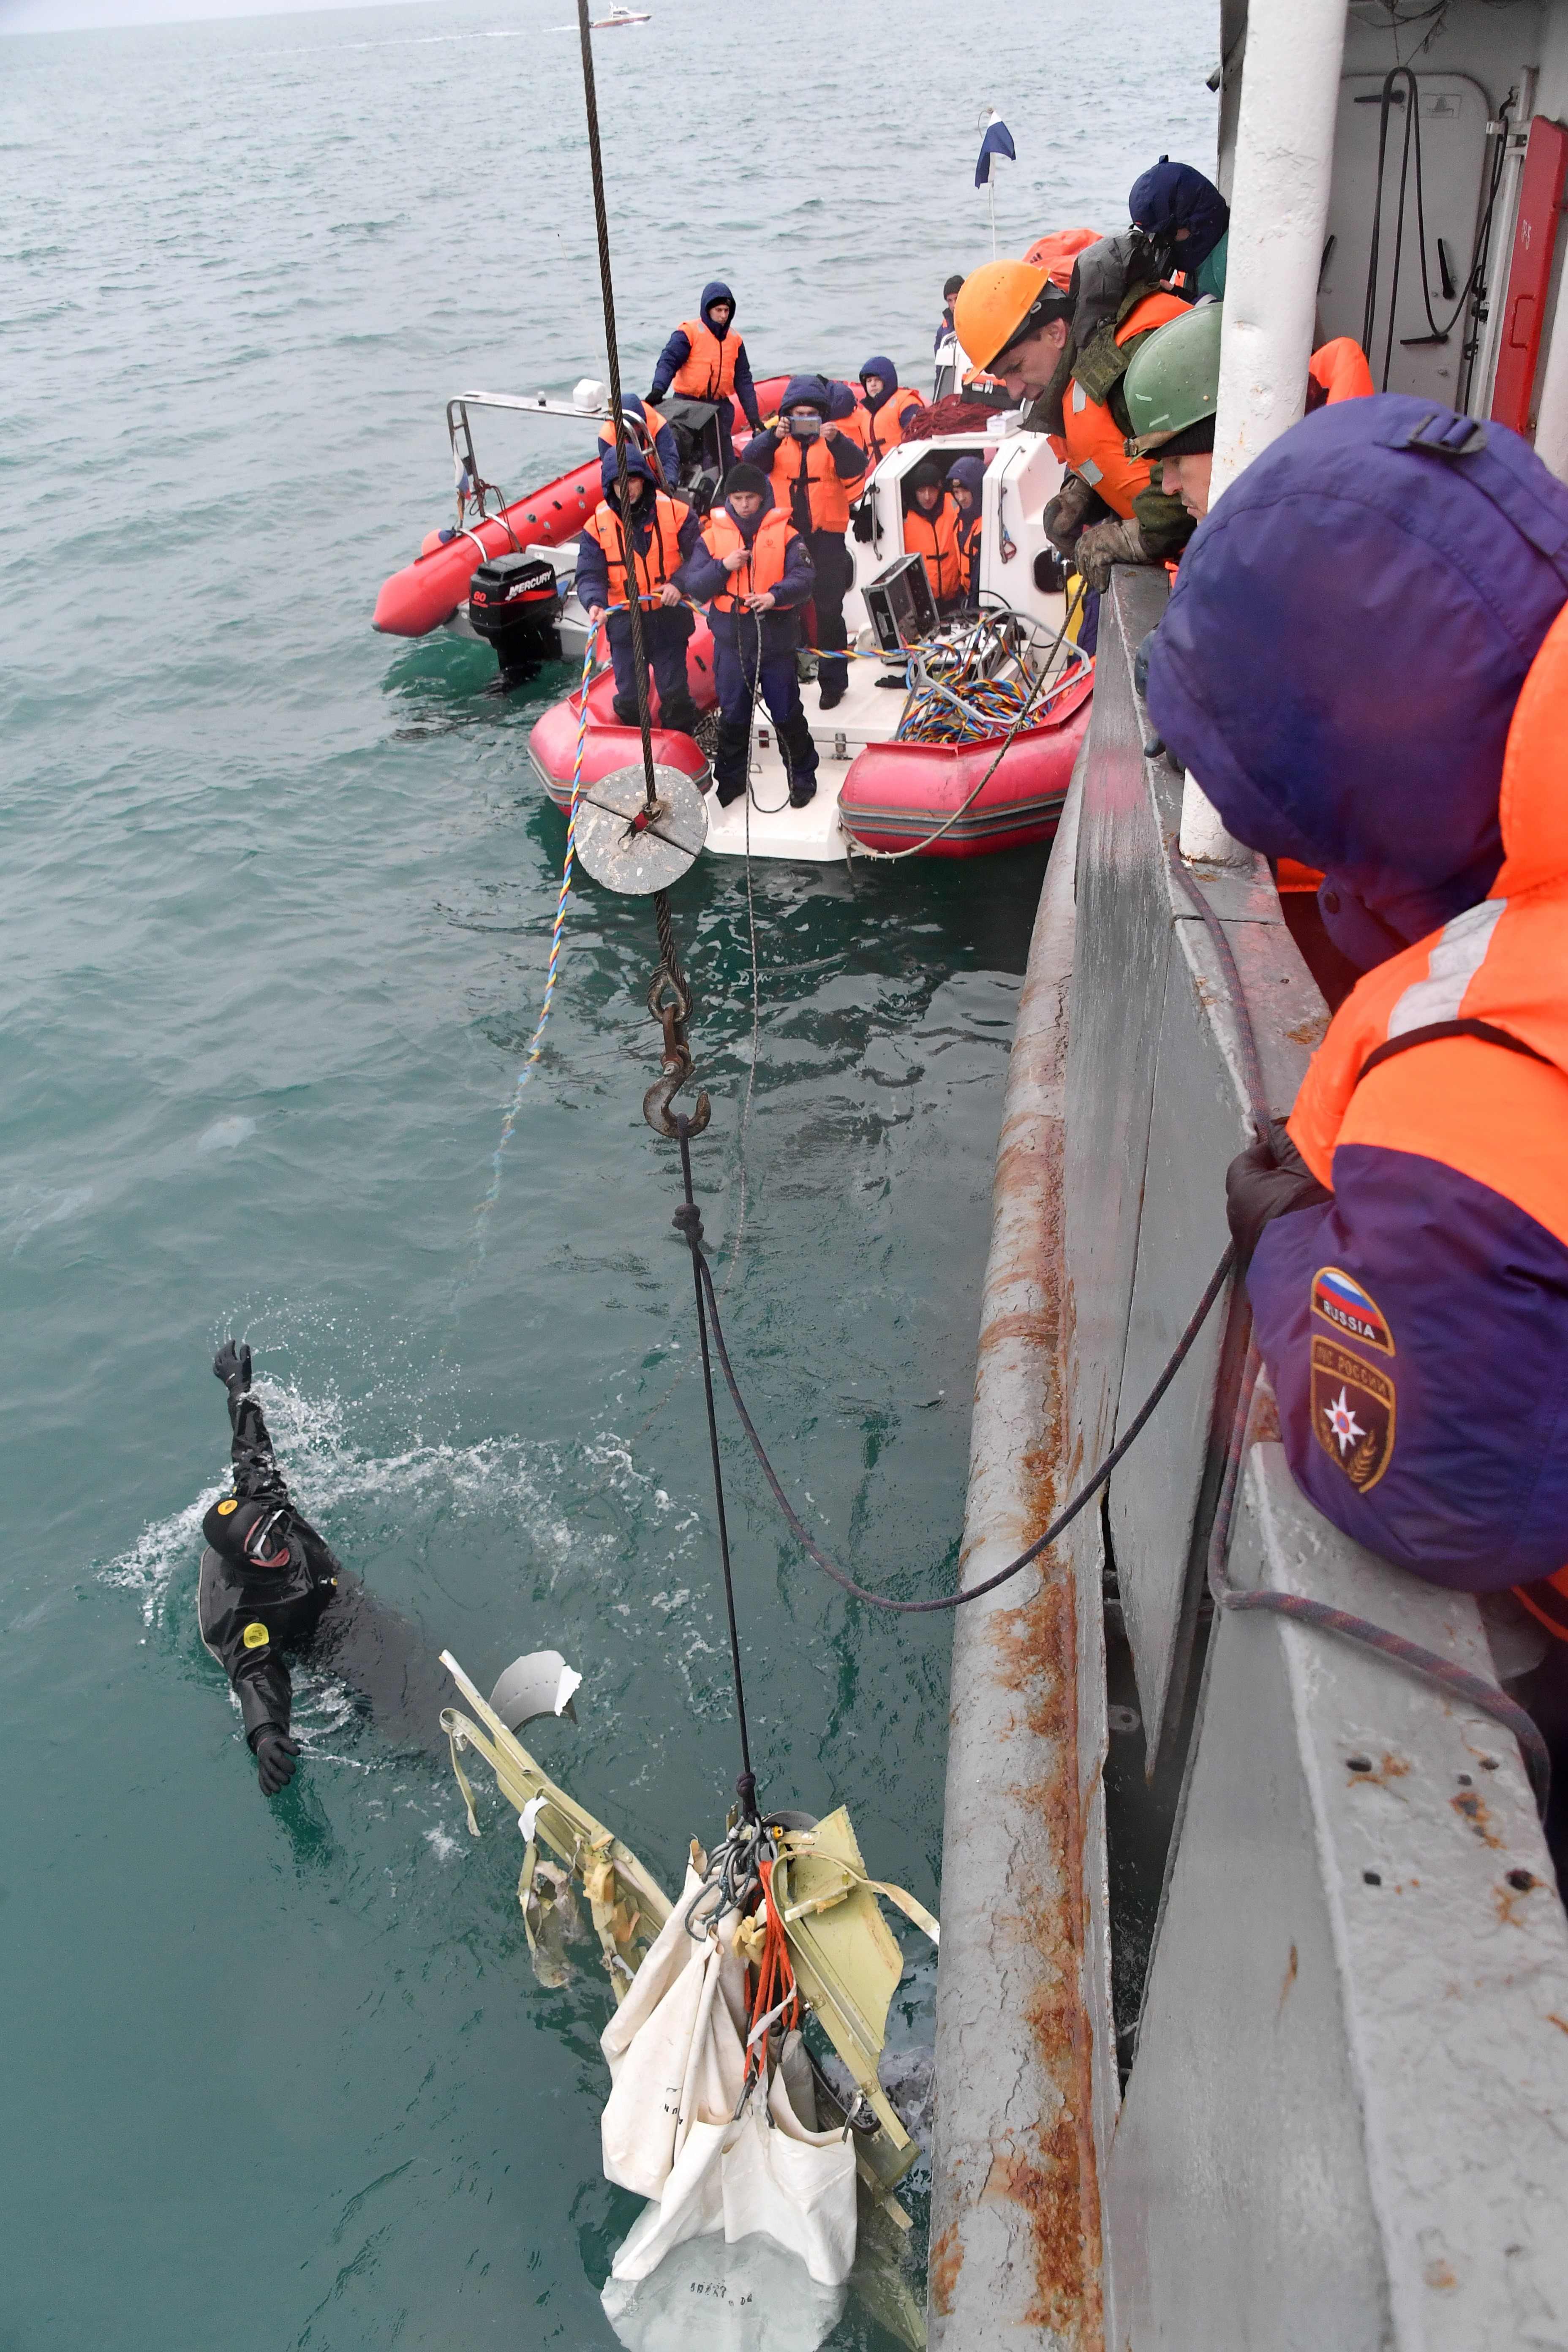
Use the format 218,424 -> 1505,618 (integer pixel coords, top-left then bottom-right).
1310,1335 -> 1396,1491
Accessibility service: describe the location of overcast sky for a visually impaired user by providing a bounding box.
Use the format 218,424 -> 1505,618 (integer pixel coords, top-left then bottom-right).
0,0 -> 426,31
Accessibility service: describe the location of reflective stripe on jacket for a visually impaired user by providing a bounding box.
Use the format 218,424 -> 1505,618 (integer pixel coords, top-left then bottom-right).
1063,289 -> 1190,519
904,495 -> 964,605
1248,603 -> 1568,1602
672,320 -> 738,403
583,492 -> 692,604
700,508 -> 797,611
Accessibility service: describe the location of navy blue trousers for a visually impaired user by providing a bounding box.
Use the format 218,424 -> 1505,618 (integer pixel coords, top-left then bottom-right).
711,628 -> 818,797
606,606 -> 696,725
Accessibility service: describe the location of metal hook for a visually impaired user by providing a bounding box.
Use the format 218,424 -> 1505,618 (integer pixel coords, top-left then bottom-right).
643,1067 -> 711,1138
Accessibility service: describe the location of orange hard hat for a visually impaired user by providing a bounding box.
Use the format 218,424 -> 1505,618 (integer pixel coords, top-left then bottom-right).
954,259 -> 1069,372
1022,226 -> 1102,286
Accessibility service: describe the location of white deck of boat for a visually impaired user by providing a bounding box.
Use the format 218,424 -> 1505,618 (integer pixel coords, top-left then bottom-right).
702,651 -> 906,863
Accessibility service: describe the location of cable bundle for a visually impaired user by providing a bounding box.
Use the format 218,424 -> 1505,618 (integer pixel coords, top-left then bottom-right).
893,613 -> 1089,747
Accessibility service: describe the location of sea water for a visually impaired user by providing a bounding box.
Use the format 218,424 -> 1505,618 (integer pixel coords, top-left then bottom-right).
0,5 -> 1216,2338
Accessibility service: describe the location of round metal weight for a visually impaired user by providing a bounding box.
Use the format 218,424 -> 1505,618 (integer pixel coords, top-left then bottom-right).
572,762 -> 708,895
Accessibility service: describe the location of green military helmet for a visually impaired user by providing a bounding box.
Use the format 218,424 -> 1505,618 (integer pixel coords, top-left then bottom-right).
1123,300 -> 1223,457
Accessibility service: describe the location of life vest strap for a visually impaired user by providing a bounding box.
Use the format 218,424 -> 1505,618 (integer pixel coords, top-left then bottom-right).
1356,1016 -> 1555,1089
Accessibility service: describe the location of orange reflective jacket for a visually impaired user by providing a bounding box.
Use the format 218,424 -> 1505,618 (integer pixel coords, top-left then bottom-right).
672,321 -> 738,404
583,491 -> 691,605
767,433 -> 863,535
1063,289 -> 1190,519
1281,604 -> 1568,1624
700,508 -> 797,611
904,495 -> 964,605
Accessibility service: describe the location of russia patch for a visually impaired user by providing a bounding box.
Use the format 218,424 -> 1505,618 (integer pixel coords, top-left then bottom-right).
1310,1336 -> 1396,1491
1311,1265 -> 1394,1355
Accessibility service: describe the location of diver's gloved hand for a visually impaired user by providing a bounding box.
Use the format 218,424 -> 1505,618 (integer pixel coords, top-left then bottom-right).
1042,471 -> 1097,558
1225,1119 -> 1333,1274
1075,516 -> 1149,595
213,1338 -> 252,1393
253,1726 -> 301,1796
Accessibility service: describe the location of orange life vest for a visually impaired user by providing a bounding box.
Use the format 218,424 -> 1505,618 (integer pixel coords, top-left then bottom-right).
957,515 -> 982,602
904,495 -> 964,605
856,386 -> 924,472
767,432 -> 863,536
597,402 -> 670,484
583,490 -> 691,606
1062,289 -> 1190,519
700,507 -> 797,611
1287,603 -> 1568,1634
1307,338 -> 1375,408
671,320 -> 738,404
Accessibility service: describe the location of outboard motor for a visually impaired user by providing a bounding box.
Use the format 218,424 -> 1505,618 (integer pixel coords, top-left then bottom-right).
468,550 -> 561,689
660,397 -> 725,513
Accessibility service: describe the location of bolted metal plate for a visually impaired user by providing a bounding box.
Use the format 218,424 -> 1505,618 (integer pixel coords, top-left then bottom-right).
573,762 -> 708,894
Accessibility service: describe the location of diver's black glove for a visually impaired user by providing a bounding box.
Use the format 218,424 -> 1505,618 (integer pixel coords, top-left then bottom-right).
213,1338 -> 252,1393
1225,1120 -> 1333,1274
253,1727 -> 301,1796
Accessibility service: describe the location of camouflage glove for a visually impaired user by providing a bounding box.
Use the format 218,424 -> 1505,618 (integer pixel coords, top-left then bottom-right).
1225,1120 -> 1333,1273
1074,515 -> 1150,595
1041,471 -> 1098,558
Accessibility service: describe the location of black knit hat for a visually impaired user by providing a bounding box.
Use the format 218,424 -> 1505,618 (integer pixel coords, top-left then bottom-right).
724,463 -> 768,499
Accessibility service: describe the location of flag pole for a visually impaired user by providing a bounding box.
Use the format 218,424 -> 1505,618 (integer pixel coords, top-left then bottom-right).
988,172 -> 996,259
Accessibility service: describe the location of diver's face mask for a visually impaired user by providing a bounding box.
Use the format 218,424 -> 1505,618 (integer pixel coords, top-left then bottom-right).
242,1506 -> 294,1571
786,411 -> 822,441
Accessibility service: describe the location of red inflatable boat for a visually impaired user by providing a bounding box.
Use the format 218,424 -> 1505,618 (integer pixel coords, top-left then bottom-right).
371,378 -> 791,640
527,621 -> 719,807
836,664 -> 1094,858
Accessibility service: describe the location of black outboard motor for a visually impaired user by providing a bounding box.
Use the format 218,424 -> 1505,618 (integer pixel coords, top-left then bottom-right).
659,397 -> 725,514
468,551 -> 562,689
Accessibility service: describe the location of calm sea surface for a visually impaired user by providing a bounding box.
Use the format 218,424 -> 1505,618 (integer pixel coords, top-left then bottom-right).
1,5 -> 1214,2340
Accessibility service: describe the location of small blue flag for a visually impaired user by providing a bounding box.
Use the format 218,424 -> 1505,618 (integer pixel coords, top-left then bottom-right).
975,112 -> 1016,188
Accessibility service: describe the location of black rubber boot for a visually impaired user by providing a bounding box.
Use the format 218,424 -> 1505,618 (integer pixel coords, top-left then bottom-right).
612,694 -> 640,726
817,676 -> 847,711
660,698 -> 700,740
713,717 -> 750,807
779,710 -> 819,808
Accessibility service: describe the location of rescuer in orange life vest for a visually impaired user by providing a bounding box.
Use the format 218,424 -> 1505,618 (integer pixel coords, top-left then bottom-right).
575,440 -> 702,735
852,357 -> 925,477
672,461 -> 820,809
1145,396 -> 1568,1871
954,238 -> 1195,649
901,455 -> 966,617
743,374 -> 869,711
648,280 -> 763,479
946,455 -> 986,607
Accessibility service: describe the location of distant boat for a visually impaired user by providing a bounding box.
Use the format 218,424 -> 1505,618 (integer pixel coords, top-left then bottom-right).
590,4 -> 650,23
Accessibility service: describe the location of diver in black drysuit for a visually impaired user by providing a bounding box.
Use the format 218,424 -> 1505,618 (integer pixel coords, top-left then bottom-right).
199,1339 -> 448,1794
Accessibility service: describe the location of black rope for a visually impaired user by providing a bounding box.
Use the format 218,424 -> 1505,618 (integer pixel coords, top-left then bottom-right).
673,1102 -> 1234,1613
674,1122 -> 757,1814
574,0 -> 658,814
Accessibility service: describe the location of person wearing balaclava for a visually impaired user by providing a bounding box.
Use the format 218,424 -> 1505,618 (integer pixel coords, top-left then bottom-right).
648,281 -> 763,479
744,375 -> 868,710
853,357 -> 925,476
575,440 -> 702,734
1127,156 -> 1230,299
1146,399 -> 1568,1857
